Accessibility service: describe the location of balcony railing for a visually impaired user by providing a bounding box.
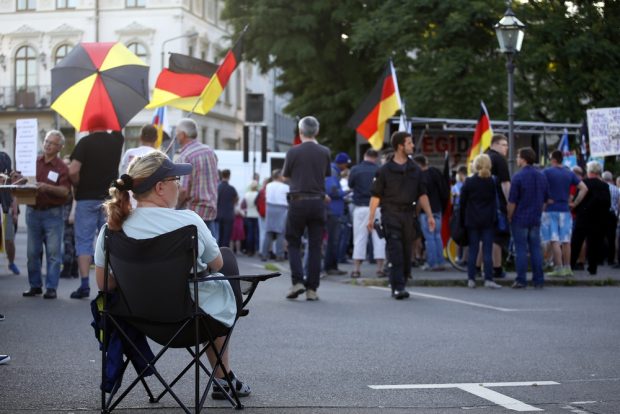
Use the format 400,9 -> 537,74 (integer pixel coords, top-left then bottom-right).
0,85 -> 52,110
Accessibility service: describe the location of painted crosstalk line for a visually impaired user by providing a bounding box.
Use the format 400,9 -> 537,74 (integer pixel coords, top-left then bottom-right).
369,381 -> 560,412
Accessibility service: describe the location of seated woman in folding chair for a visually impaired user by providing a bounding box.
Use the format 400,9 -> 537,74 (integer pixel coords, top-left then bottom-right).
93,150 -> 251,400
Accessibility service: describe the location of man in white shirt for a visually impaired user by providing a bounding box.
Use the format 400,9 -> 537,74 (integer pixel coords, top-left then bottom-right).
261,169 -> 289,261
119,124 -> 158,175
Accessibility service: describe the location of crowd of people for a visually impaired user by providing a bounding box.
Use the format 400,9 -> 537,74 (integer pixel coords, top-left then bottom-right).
1,120 -> 619,299
1,116 -> 620,367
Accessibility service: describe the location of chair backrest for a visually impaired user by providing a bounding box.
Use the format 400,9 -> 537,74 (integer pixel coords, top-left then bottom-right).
105,224 -> 198,324
219,247 -> 243,314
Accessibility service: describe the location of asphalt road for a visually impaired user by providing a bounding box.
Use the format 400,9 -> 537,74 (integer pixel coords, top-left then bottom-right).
1,249 -> 619,414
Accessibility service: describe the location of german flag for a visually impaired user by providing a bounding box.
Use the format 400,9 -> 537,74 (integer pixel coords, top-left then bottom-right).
348,60 -> 402,150
199,29 -> 245,114
467,101 -> 493,173
146,53 -> 218,114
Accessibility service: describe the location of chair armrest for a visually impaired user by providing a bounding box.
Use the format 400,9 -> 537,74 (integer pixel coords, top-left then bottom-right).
194,272 -> 281,283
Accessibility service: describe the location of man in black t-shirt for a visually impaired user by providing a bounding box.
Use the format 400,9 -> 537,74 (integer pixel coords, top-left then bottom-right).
68,130 -> 124,299
485,134 -> 511,278
283,116 -> 331,301
368,132 -> 435,299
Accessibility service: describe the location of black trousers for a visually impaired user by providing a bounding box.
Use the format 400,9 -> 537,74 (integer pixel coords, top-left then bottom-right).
286,199 -> 326,290
382,210 -> 416,292
603,212 -> 617,264
571,216 -> 604,273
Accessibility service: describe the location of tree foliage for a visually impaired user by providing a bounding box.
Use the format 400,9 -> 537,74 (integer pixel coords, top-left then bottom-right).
222,0 -> 620,150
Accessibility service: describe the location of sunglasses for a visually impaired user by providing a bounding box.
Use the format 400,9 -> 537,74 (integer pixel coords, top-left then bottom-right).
162,176 -> 181,183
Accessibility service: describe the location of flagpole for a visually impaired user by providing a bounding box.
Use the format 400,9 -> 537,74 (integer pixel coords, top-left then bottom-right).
162,25 -> 249,155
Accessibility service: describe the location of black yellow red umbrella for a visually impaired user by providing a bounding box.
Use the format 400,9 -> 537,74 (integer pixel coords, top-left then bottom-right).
51,42 -> 149,132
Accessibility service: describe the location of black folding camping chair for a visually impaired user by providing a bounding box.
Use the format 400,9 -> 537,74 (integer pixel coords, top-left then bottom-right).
97,224 -> 280,413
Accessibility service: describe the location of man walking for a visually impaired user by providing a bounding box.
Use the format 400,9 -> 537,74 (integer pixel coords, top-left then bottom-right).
368,131 -> 435,299
176,118 -> 219,232
507,147 -> 549,289
68,128 -> 124,299
348,148 -> 385,278
541,150 -> 588,277
23,131 -> 71,299
283,116 -> 331,301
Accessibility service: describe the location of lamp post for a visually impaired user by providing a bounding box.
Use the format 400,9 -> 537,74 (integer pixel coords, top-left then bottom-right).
160,31 -> 199,70
494,2 -> 525,175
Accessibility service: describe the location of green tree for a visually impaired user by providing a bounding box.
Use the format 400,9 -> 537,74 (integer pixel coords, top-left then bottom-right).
223,0 -> 620,149
222,0 -> 387,151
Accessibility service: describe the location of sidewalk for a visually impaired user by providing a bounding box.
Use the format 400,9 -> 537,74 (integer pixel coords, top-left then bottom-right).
4,227 -> 619,289
243,254 -> 620,288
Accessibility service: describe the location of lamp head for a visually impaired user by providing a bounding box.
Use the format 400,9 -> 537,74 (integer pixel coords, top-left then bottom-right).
494,6 -> 526,54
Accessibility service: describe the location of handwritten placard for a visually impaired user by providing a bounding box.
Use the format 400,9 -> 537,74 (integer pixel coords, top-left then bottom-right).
587,107 -> 620,157
15,118 -> 38,177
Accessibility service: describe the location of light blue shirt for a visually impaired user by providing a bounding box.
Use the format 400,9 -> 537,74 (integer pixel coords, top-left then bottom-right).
94,208 -> 236,327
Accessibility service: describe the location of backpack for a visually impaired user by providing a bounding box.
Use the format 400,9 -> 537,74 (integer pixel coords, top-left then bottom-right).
254,187 -> 266,218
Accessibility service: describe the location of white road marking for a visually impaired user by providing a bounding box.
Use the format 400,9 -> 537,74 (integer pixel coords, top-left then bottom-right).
562,405 -> 592,414
369,381 -> 559,412
368,286 -> 561,312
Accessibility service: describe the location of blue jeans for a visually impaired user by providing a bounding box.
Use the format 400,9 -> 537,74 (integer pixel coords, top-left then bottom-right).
337,215 -> 351,263
420,212 -> 445,267
26,206 -> 64,290
323,214 -> 342,271
467,227 -> 494,281
217,217 -> 234,247
74,200 -> 106,256
244,217 -> 259,254
512,222 -> 544,285
261,231 -> 285,259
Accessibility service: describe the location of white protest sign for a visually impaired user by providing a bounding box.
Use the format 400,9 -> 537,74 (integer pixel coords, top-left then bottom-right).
587,107 -> 620,157
15,118 -> 38,177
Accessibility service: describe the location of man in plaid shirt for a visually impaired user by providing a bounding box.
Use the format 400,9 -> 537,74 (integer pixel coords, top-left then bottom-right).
175,118 -> 219,232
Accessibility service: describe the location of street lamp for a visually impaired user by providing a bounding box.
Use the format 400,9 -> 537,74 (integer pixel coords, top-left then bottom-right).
160,30 -> 199,70
494,2 -> 525,174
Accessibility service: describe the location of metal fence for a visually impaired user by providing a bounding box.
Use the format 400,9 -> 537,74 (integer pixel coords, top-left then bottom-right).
0,85 -> 52,109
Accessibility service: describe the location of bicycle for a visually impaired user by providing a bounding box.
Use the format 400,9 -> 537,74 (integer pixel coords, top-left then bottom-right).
444,237 -> 467,272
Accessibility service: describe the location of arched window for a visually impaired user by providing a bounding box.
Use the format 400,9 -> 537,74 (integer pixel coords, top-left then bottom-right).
15,46 -> 36,92
54,44 -> 72,66
126,42 -> 148,60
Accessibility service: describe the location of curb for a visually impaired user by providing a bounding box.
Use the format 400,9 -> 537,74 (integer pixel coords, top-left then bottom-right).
258,262 -> 619,288
345,277 -> 619,288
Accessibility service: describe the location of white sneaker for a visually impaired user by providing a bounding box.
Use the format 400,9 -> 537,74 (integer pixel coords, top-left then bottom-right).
484,280 -> 502,289
0,355 -> 10,365
467,280 -> 476,289
212,371 -> 251,400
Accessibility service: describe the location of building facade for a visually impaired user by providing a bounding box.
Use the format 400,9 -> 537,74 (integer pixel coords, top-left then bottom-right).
0,0 -> 294,160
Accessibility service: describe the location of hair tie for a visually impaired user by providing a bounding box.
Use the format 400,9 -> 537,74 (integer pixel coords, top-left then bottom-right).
114,174 -> 134,191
